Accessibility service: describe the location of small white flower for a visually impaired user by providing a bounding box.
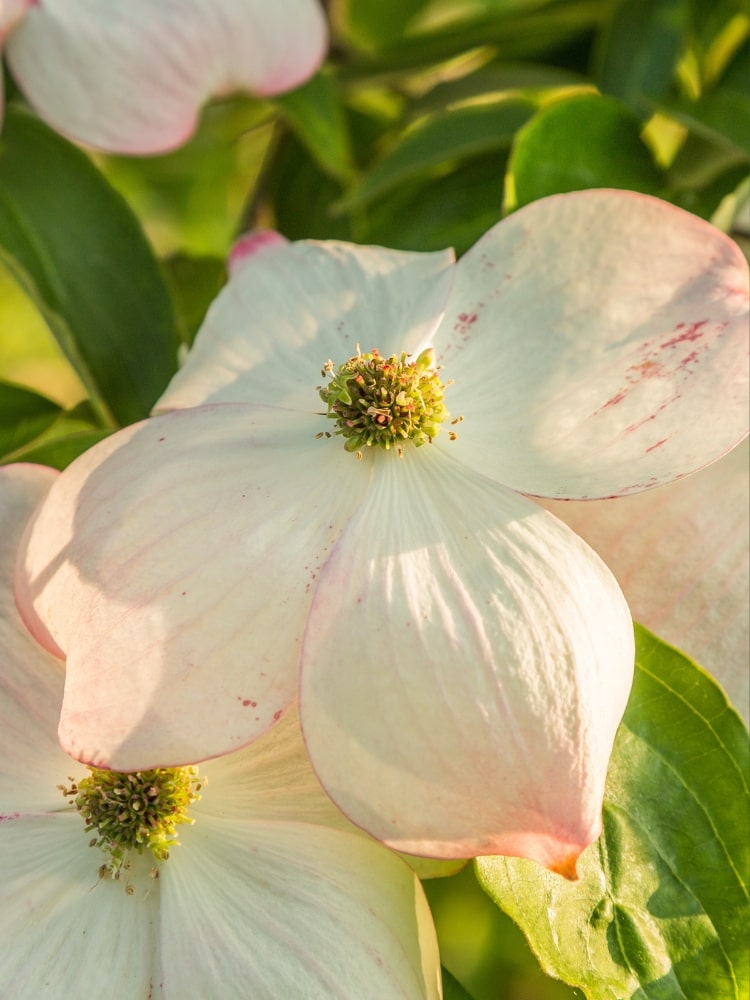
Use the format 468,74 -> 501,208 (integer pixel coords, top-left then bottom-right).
1,466 -> 440,1000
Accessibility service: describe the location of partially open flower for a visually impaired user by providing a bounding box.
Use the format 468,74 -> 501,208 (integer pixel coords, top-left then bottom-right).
1,465 -> 440,998
0,0 -> 327,153
16,190 -> 749,876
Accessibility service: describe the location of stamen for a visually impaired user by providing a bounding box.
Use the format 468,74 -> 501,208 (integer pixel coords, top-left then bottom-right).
318,346 -> 453,453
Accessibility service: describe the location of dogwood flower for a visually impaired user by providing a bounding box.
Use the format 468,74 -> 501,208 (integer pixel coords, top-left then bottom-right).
0,0 -> 327,153
0,465 -> 441,999
17,190 -> 749,877
543,437 -> 750,723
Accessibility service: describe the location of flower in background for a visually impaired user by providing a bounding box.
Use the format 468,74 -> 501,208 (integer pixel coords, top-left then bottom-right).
17,190 -> 749,876
0,0 -> 327,153
1,465 -> 440,999
543,438 -> 750,724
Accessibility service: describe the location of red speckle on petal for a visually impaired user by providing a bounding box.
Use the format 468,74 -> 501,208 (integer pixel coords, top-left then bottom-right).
601,390 -> 627,408
453,312 -> 478,338
273,709 -> 283,722
679,351 -> 700,369
646,438 -> 669,452
659,319 -> 708,350
237,696 -> 257,708
629,358 -> 663,380
0,813 -> 21,822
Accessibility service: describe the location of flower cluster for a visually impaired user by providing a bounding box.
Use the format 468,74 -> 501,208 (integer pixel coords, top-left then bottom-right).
1,10 -> 748,993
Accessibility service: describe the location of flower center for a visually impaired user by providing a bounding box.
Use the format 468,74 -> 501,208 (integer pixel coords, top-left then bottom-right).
60,767 -> 203,886
318,347 -> 452,455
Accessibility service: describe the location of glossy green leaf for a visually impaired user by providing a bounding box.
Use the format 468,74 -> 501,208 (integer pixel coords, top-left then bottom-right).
0,107 -> 178,427
507,93 -> 665,210
477,626 -> 749,999
341,98 -> 535,208
0,381 -> 60,459
274,72 -> 355,182
594,0 -> 685,111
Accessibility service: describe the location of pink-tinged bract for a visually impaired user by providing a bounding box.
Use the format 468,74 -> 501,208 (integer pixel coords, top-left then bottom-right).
543,438 -> 750,723
3,0 -> 328,153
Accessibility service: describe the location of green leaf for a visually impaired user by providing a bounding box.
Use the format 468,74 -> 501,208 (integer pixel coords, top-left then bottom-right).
476,626 -> 749,999
424,864 -> 577,998
364,153 -> 506,255
594,0 -> 685,111
333,0 -> 430,52
668,131 -> 748,189
507,93 -> 665,210
658,88 -> 750,157
411,63 -> 586,116
8,429 -> 112,471
686,0 -> 750,69
341,98 -> 536,209
100,97 -> 275,258
274,72 -> 355,182
0,107 -> 178,427
336,0 -> 613,66
0,381 -> 60,459
441,967 -> 476,1000
656,38 -> 750,157
267,134 -> 355,242
163,255 -> 226,346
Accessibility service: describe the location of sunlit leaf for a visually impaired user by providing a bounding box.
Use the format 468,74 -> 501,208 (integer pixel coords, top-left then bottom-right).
507,92 -> 665,210
411,64 -> 586,116
335,0 -> 615,70
477,626 -> 749,999
274,71 -> 355,181
333,0 -> 431,52
100,97 -> 275,258
341,98 -> 535,208
0,108 -> 178,426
